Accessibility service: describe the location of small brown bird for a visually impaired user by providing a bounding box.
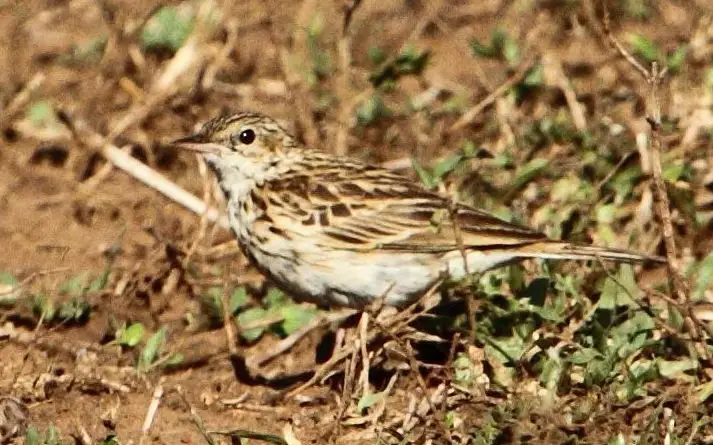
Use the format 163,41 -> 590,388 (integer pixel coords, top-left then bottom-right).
174,111 -> 663,308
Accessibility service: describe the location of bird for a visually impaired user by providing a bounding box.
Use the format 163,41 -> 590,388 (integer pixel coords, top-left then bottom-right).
173,111 -> 664,309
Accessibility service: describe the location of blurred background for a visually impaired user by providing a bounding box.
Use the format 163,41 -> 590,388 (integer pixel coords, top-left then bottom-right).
2,0 -> 713,444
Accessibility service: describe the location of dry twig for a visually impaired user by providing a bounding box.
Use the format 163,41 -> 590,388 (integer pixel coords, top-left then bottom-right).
601,6 -> 704,341
449,202 -> 478,345
357,312 -> 371,399
177,386 -> 216,445
333,0 -> 362,156
58,113 -> 229,228
246,309 -> 355,370
275,0 -> 321,149
221,274 -> 239,358
287,282 -> 440,397
139,381 -> 164,445
449,55 -> 537,132
0,73 -> 44,126
329,339 -> 359,443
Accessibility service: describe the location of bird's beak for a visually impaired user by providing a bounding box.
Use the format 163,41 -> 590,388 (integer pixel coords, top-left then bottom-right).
171,134 -> 223,155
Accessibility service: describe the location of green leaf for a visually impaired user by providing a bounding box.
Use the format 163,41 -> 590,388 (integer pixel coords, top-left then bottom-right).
411,159 -> 435,189
599,265 -> 640,309
60,35 -> 108,65
432,154 -> 464,181
510,158 -> 548,191
0,271 -> 18,285
25,425 -> 41,445
470,28 -> 511,60
522,65 -> 544,87
696,380 -> 713,403
368,46 -> 429,87
693,252 -> 713,300
306,13 -> 324,38
657,358 -> 697,378
264,287 -> 289,308
624,0 -> 650,18
356,392 -> 383,414
554,273 -> 581,298
462,140 -> 477,157
568,348 -> 602,365
164,353 -> 184,367
89,268 -> 110,292
611,311 -> 654,357
119,322 -> 145,347
490,29 -> 507,54
45,424 -> 60,445
141,6 -> 194,53
453,354 -> 474,384
27,101 -> 54,128
229,287 -> 250,314
609,164 -> 643,200
502,37 -> 520,64
139,327 -> 167,370
666,45 -> 688,73
30,294 -> 55,322
58,273 -> 90,297
279,304 -> 316,335
393,45 -> 430,75
629,34 -> 660,63
485,334 -> 525,364
596,204 -> 617,225
608,433 -> 627,445
58,298 -> 91,322
662,163 -> 685,182
236,307 -> 268,342
584,357 -> 614,386
199,286 -> 232,327
444,411 -> 460,428
356,95 -> 391,126
98,433 -> 120,445
308,37 -> 331,79
443,94 -> 467,113
367,46 -> 386,65
538,347 -> 564,391
470,39 -> 496,58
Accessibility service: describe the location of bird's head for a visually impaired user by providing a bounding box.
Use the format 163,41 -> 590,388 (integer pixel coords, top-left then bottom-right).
173,111 -> 300,188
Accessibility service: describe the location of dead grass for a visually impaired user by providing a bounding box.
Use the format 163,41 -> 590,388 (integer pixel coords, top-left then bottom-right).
2,0 -> 713,444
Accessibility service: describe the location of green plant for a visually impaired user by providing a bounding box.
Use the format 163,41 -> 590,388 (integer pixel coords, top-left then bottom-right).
137,327 -> 183,371
355,94 -> 392,127
369,45 -> 430,88
234,288 -> 317,343
141,5 -> 195,53
305,13 -> 332,85
470,28 -> 520,65
24,424 -> 64,445
0,271 -> 18,307
628,34 -> 688,73
117,322 -> 145,347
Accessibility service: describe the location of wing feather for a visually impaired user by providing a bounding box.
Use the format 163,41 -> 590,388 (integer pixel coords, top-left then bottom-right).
259,155 -> 548,252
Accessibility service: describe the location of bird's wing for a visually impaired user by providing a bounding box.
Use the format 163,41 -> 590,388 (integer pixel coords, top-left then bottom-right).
259,157 -> 548,252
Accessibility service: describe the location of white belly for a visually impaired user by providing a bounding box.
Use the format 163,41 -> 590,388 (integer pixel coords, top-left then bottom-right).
229,202 -> 520,308
242,240 -> 521,308
247,242 -> 442,308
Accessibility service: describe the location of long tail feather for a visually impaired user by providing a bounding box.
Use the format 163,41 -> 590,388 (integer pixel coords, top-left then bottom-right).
516,241 -> 665,264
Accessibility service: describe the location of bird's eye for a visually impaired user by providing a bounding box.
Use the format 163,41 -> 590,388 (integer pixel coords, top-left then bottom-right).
239,129 -> 255,145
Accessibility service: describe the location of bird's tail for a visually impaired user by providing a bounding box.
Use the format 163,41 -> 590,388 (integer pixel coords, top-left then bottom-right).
515,241 -> 665,264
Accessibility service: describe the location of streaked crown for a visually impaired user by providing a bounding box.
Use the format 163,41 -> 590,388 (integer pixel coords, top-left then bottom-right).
188,111 -> 299,155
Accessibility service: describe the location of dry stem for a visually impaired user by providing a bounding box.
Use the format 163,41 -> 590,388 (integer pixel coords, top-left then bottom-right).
601,6 -> 701,340
449,55 -> 537,133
